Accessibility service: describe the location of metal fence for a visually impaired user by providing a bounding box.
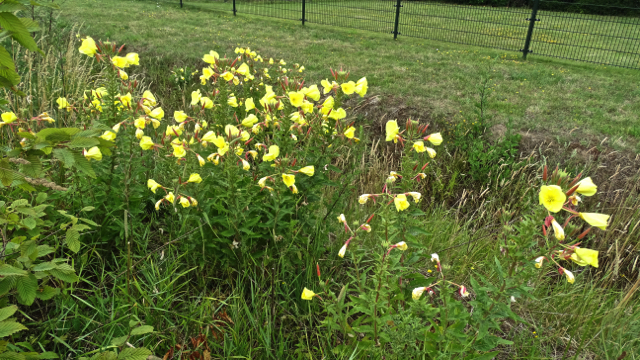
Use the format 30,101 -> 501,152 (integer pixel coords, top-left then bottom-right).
177,0 -> 640,69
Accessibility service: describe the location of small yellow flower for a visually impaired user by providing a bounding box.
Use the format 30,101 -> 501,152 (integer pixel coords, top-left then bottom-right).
190,198 -> 198,207
426,133 -> 443,146
394,194 -> 410,212
344,126 -> 356,139
228,95 -> 238,108
282,174 -> 296,187
570,247 -> 599,268
111,56 -> 129,68
263,145 -> 280,161
191,90 -> 202,106
241,159 -> 250,171
56,97 -> 69,110
426,147 -> 436,159
84,146 -> 102,161
1,112 -> 17,124
328,108 -> 346,120
258,176 -> 269,188
154,199 -> 163,211
338,244 -> 347,258
413,141 -> 426,153
341,81 -> 356,95
179,197 -> 191,208
135,128 -> 144,139
188,173 -> 203,183
245,98 -> 256,111
139,136 -> 155,150
78,36 -> 98,57
288,91 -> 304,107
149,107 -> 164,120
301,287 -> 316,300
242,114 -> 258,128
551,219 -> 565,241
165,192 -> 175,204
539,185 -> 566,213
579,213 -> 610,230
197,154 -> 206,167
291,184 -> 299,194
407,192 -> 421,202
395,241 -> 408,251
224,124 -> 240,138
203,50 -> 219,64
147,179 -> 162,193
412,287 -> 425,300
358,194 -> 370,204
303,85 -> 321,101
221,71 -> 234,82
119,69 -> 128,80
172,144 -> 186,158
125,53 -> 139,66
385,120 -> 399,142
562,268 -> 575,284
200,97 -> 214,109
142,90 -> 157,107
576,177 -> 597,197
119,93 -> 132,108
355,77 -> 368,97
134,118 -> 146,130
236,63 -> 250,76
100,131 -> 116,142
298,166 -> 314,176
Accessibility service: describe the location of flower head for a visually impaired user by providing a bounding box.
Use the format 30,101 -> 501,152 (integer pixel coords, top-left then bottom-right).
125,53 -> 139,66
174,111 -> 188,123
579,213 -> 610,230
344,126 -> 356,139
394,194 -> 410,212
140,136 -> 155,150
282,174 -> 296,188
245,98 -> 256,111
79,36 -> 98,57
188,173 -> 203,184
340,81 -> 355,95
571,247 -> 599,268
179,197 -> 191,208
84,147 -> 102,161
539,185 -> 566,213
395,241 -> 408,251
111,56 -> 129,68
534,256 -> 545,269
385,120 -> 399,142
576,177 -> 597,197
355,77 -> 368,97
551,218 -> 565,241
561,268 -> 575,284
165,192 -> 175,203
149,107 -> 164,120
413,141 -> 426,153
298,166 -> 314,176
147,179 -> 162,193
242,159 -> 250,171
288,91 -> 304,107
360,224 -> 371,232
358,194 -> 370,204
459,286 -> 469,298
412,287 -> 426,300
301,287 -> 316,300
407,192 -> 421,203
56,97 -> 69,110
431,253 -> 440,263
425,133 -> 443,146
263,145 -> 280,161
1,112 -> 17,124
338,244 -> 347,258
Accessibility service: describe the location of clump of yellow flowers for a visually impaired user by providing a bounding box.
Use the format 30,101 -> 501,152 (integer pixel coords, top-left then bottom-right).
536,165 -> 608,284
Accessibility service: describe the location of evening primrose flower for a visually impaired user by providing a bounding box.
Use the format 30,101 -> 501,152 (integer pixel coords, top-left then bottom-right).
412,287 -> 426,300
358,194 -> 370,204
125,53 -> 139,66
165,192 -> 175,203
551,218 -> 565,241
539,185 -> 566,213
200,97 -> 214,109
301,287 -> 316,300
385,120 -> 399,142
394,194 -> 410,211
291,184 -> 299,194
111,56 -> 129,68
236,63 -> 250,76
338,244 -> 347,258
298,166 -> 314,176
149,107 -> 164,120
245,98 -> 256,111
174,111 -> 188,123
321,79 -> 335,94
328,108 -> 346,120
84,147 -> 102,161
341,81 -> 356,95
135,129 -> 144,139
425,133 -> 443,146
147,179 -> 162,193
571,247 -> 599,268
263,145 -> 280,161
344,126 -> 356,139
407,192 -> 421,203
355,77 -> 368,97
142,90 -> 157,106
79,36 -> 97,57
303,85 -> 321,101
288,91 -> 304,107
360,224 -> 372,232
134,118 -> 146,129
413,141 -> 426,153
431,253 -> 440,263
579,213 -> 610,230
57,97 -> 69,110
576,177 -> 597,196
241,159 -> 250,171
258,176 -> 269,188
534,256 -> 545,269
282,174 -> 295,187
426,147 -> 436,159
561,268 -> 575,284
191,90 -> 202,105
1,112 -> 17,124
247,150 -> 258,159
459,286 -> 470,297
119,70 -> 128,80
221,71 -> 234,82
301,101 -> 314,114
172,144 -> 186,158
197,154 -> 206,167
395,241 -> 408,251
202,50 -> 219,64
100,131 -> 116,142
154,199 -> 163,211
224,124 -> 240,138
140,136 -> 155,150
228,95 -> 238,108
187,173 -> 203,184
179,197 -> 191,208
242,114 -> 258,128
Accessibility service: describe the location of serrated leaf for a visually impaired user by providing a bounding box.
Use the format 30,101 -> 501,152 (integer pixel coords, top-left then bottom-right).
110,335 -> 128,346
0,278 -> 15,296
0,351 -> 25,360
0,306 -> 18,322
0,320 -> 28,337
68,137 -> 99,149
16,274 -> 37,305
130,325 -> 153,336
22,154 -> 42,178
36,128 -> 79,142
35,192 -> 47,204
117,348 -> 151,360
0,2 -> 27,12
0,46 -> 15,71
71,152 -> 95,178
48,266 -> 77,283
90,352 -> 117,360
0,13 -> 39,52
34,286 -> 59,300
0,264 -> 27,276
22,217 -> 36,230
32,262 -> 56,272
64,228 -> 80,253
10,199 -> 28,208
36,352 -> 58,359
79,218 -> 98,227
18,18 -> 39,32
51,148 -> 75,168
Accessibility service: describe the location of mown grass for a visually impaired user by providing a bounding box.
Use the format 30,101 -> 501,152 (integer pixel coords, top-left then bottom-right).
58,0 -> 640,152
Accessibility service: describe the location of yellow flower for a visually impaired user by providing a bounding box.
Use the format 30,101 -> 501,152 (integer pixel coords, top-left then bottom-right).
149,107 -> 164,120
322,95 -> 334,109
203,50 -> 219,64
338,244 -> 347,258
576,177 -> 597,197
534,256 -> 545,269
1,112 -> 17,124
172,144 -> 186,158
551,219 -> 565,241
197,154 -> 205,167
385,120 -> 399,142
135,128 -> 145,139
200,97 -> 214,109
344,126 -> 356,139
84,146 -> 102,161
282,174 -> 295,187
407,192 -> 421,202
236,63 -> 250,76
228,95 -> 238,108
208,153 -> 220,165
166,125 -> 183,137
579,213 -> 610,230
235,147 -> 244,156
201,131 -> 216,143
288,91 -> 304,107
57,97 -> 69,110
241,159 -> 250,171
174,111 -> 188,123
358,194 -> 370,204
154,199 -> 163,211
190,198 -> 198,207
328,108 -> 346,120
263,145 -> 280,161
100,131 -> 116,142
298,166 -> 314,176
341,81 -> 356,95
139,136 -> 155,150
394,194 -> 410,212
165,192 -> 175,203
112,56 -> 129,68
395,241 -> 408,251
79,36 -> 98,57
125,53 -> 139,66
119,70 -> 128,80
290,184 -> 299,194
301,101 -> 314,114
245,98 -> 256,111
147,179 -> 162,193
142,90 -> 157,107
188,173 -> 203,183
242,114 -> 258,128
539,185 -> 566,213
562,268 -> 575,284
301,287 -> 316,300
303,85 -> 321,101
134,118 -> 146,130
119,93 -> 132,108
571,247 -> 599,268
224,124 -> 240,138
355,77 -> 368,97
321,79 -> 336,94
201,67 -> 214,81
179,197 -> 191,208
191,90 -> 202,106
361,224 -> 371,232
258,176 -> 269,188
221,71 -> 234,82
413,141 -> 426,153
426,133 -> 443,146
426,147 -> 436,159
412,287 -> 425,300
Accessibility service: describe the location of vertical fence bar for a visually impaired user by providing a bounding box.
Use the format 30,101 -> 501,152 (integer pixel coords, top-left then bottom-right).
522,0 -> 540,59
393,0 -> 402,40
180,0 -> 182,8
302,0 -> 306,26
233,0 -> 236,16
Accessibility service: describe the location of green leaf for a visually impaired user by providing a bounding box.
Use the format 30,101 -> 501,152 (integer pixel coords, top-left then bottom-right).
35,192 -> 47,204
51,148 -> 75,168
22,153 -> 42,178
130,325 -> 153,336
0,351 -> 25,360
71,152 -> 96,178
89,352 -> 117,360
0,320 -> 28,338
79,218 -> 98,227
0,46 -> 15,71
18,18 -> 39,32
22,217 -> 36,230
0,264 -> 27,276
32,262 -> 56,272
37,352 -> 58,359
110,335 -> 128,346
35,286 -> 59,300
36,128 -> 79,142
68,137 -> 99,149
0,306 -> 18,322
117,348 -> 151,360
0,2 -> 27,12
80,206 -> 95,212
0,278 -> 15,296
0,13 -> 39,52
64,228 -> 80,253
16,274 -> 37,305
48,264 -> 78,283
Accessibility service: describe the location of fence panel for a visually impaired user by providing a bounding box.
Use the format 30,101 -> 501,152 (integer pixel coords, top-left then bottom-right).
532,0 -> 640,68
237,0 -> 302,21
305,0 -> 397,35
399,1 -> 531,52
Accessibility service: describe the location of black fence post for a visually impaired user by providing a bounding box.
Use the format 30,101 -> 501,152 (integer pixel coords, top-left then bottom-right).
393,0 -> 402,40
233,0 -> 237,16
522,0 -> 540,59
302,0 -> 306,25
180,0 -> 182,8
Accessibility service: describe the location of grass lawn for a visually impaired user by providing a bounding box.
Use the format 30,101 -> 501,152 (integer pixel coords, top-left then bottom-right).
58,0 -> 640,152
